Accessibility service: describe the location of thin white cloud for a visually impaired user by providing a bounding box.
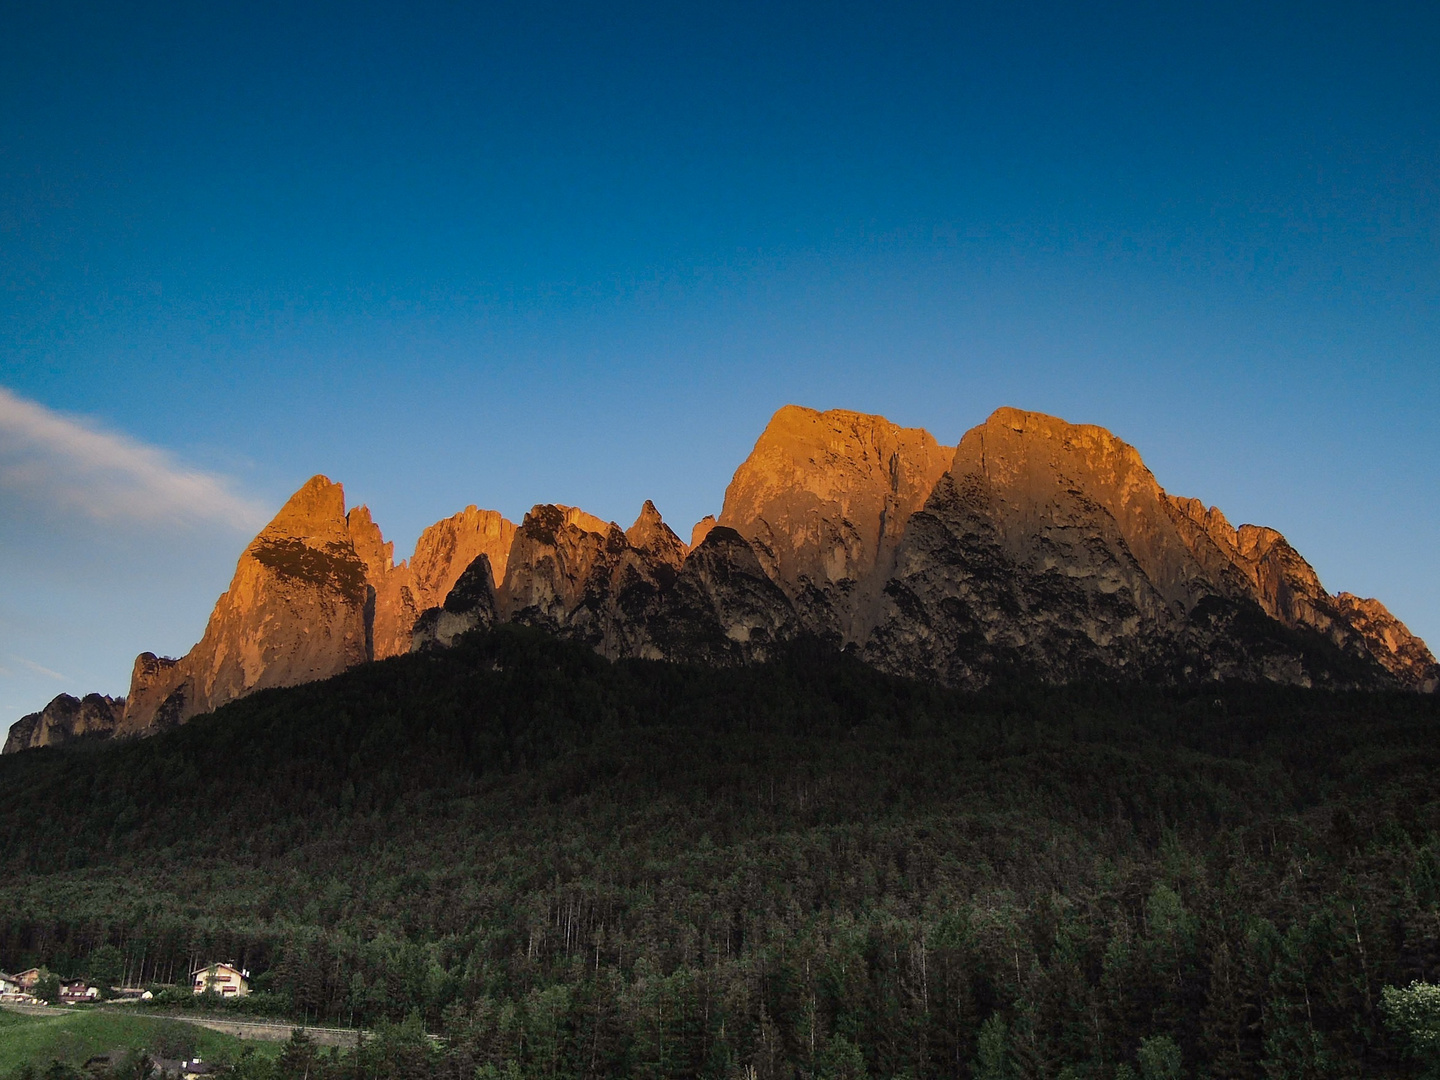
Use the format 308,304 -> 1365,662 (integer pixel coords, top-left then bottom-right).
0,385 -> 270,531
9,655 -> 68,682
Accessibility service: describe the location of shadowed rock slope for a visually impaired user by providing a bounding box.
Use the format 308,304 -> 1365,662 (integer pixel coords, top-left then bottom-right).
7,404 -> 1434,752
1,693 -> 124,754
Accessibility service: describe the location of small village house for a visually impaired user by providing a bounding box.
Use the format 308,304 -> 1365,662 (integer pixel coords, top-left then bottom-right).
191,962 -> 249,997
59,980 -> 99,1003
0,970 -> 37,1004
13,968 -> 40,989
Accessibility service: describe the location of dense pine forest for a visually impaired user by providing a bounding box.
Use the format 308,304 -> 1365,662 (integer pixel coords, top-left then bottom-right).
3,626 -> 1440,1078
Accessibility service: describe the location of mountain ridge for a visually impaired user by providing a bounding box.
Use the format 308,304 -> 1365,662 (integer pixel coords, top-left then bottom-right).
8,404 -> 1435,752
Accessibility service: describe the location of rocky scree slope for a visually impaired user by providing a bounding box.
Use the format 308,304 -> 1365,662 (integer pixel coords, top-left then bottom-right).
7,405 -> 1436,751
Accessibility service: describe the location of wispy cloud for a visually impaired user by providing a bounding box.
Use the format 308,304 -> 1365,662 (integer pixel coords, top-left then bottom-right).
0,385 -> 270,531
8,655 -> 68,682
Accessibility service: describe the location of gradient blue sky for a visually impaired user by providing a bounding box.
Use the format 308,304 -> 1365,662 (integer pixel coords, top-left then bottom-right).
2,1 -> 1437,720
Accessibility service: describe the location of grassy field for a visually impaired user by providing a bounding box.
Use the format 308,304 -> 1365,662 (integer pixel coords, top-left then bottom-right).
0,1007 -> 280,1072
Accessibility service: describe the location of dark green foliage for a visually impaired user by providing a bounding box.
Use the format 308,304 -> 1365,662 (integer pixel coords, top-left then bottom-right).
249,538 -> 367,598
106,1050 -> 154,1080
87,944 -> 123,993
148,1019 -> 198,1061
2,625 -> 1439,1077
32,972 -> 59,1005
273,1029 -> 322,1080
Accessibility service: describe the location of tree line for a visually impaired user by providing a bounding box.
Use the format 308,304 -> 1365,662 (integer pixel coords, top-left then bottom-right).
2,627 -> 1439,1076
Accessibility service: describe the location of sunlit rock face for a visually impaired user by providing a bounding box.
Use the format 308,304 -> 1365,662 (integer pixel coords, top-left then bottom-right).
478,498 -> 795,664
116,476 -> 373,735
497,504 -> 632,630
112,476 -> 519,738
718,405 -> 954,642
349,504 -> 516,660
411,507 -> 516,618
497,501 -> 695,659
1165,498 -> 1375,659
10,402 -> 1436,752
864,408 -> 1218,684
860,407 -> 1418,688
1333,593 -> 1440,692
689,515 -> 718,550
2,693 -> 124,753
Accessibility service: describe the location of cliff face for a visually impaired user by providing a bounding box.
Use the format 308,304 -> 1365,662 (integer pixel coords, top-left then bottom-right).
111,477 -> 519,739
859,409 -> 1385,687
116,476 -> 374,736
1333,592 -> 1440,692
719,405 -> 954,641
2,693 -> 124,753
349,504 -> 516,660
861,412 -> 1175,685
410,553 -> 500,652
428,499 -> 793,665
9,403 -> 1434,753
497,501 -> 708,660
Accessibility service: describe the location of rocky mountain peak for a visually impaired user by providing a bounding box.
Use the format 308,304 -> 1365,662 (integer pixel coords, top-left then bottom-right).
560,505 -> 612,535
626,500 -> 688,563
498,504 -> 626,624
948,408 -> 1207,614
690,515 -> 718,549
719,404 -> 954,638
346,505 -> 395,580
626,498 -> 664,540
957,407 -> 1156,504
259,475 -> 351,545
2,692 -> 124,753
113,476 -> 375,736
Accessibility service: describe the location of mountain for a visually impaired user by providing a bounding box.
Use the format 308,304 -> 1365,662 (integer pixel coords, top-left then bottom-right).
351,502 -> 516,660
862,407 -> 1424,687
9,478 -> 522,750
6,404 -> 1435,752
1334,591 -> 1440,693
115,475 -> 373,737
490,500 -> 794,664
717,405 -> 955,641
1,693 -> 123,754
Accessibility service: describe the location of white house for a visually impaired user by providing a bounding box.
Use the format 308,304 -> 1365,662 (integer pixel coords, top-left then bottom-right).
191,963 -> 249,998
1,969 -> 40,1003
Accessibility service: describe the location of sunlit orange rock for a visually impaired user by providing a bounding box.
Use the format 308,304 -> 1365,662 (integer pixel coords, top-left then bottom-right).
112,476 -> 518,737
718,405 -> 954,640
690,515 -> 718,549
11,401 -> 1435,752
116,476 -> 373,735
864,407 -> 1400,687
1333,592 -> 1440,691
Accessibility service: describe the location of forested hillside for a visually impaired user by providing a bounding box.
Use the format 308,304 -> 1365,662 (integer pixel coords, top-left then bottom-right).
2,626 -> 1439,1078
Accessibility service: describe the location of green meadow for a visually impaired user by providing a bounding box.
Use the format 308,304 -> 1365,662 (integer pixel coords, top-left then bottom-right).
0,1007 -> 278,1073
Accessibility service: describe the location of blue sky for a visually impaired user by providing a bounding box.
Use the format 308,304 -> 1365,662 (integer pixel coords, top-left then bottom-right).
2,1 -> 1437,719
